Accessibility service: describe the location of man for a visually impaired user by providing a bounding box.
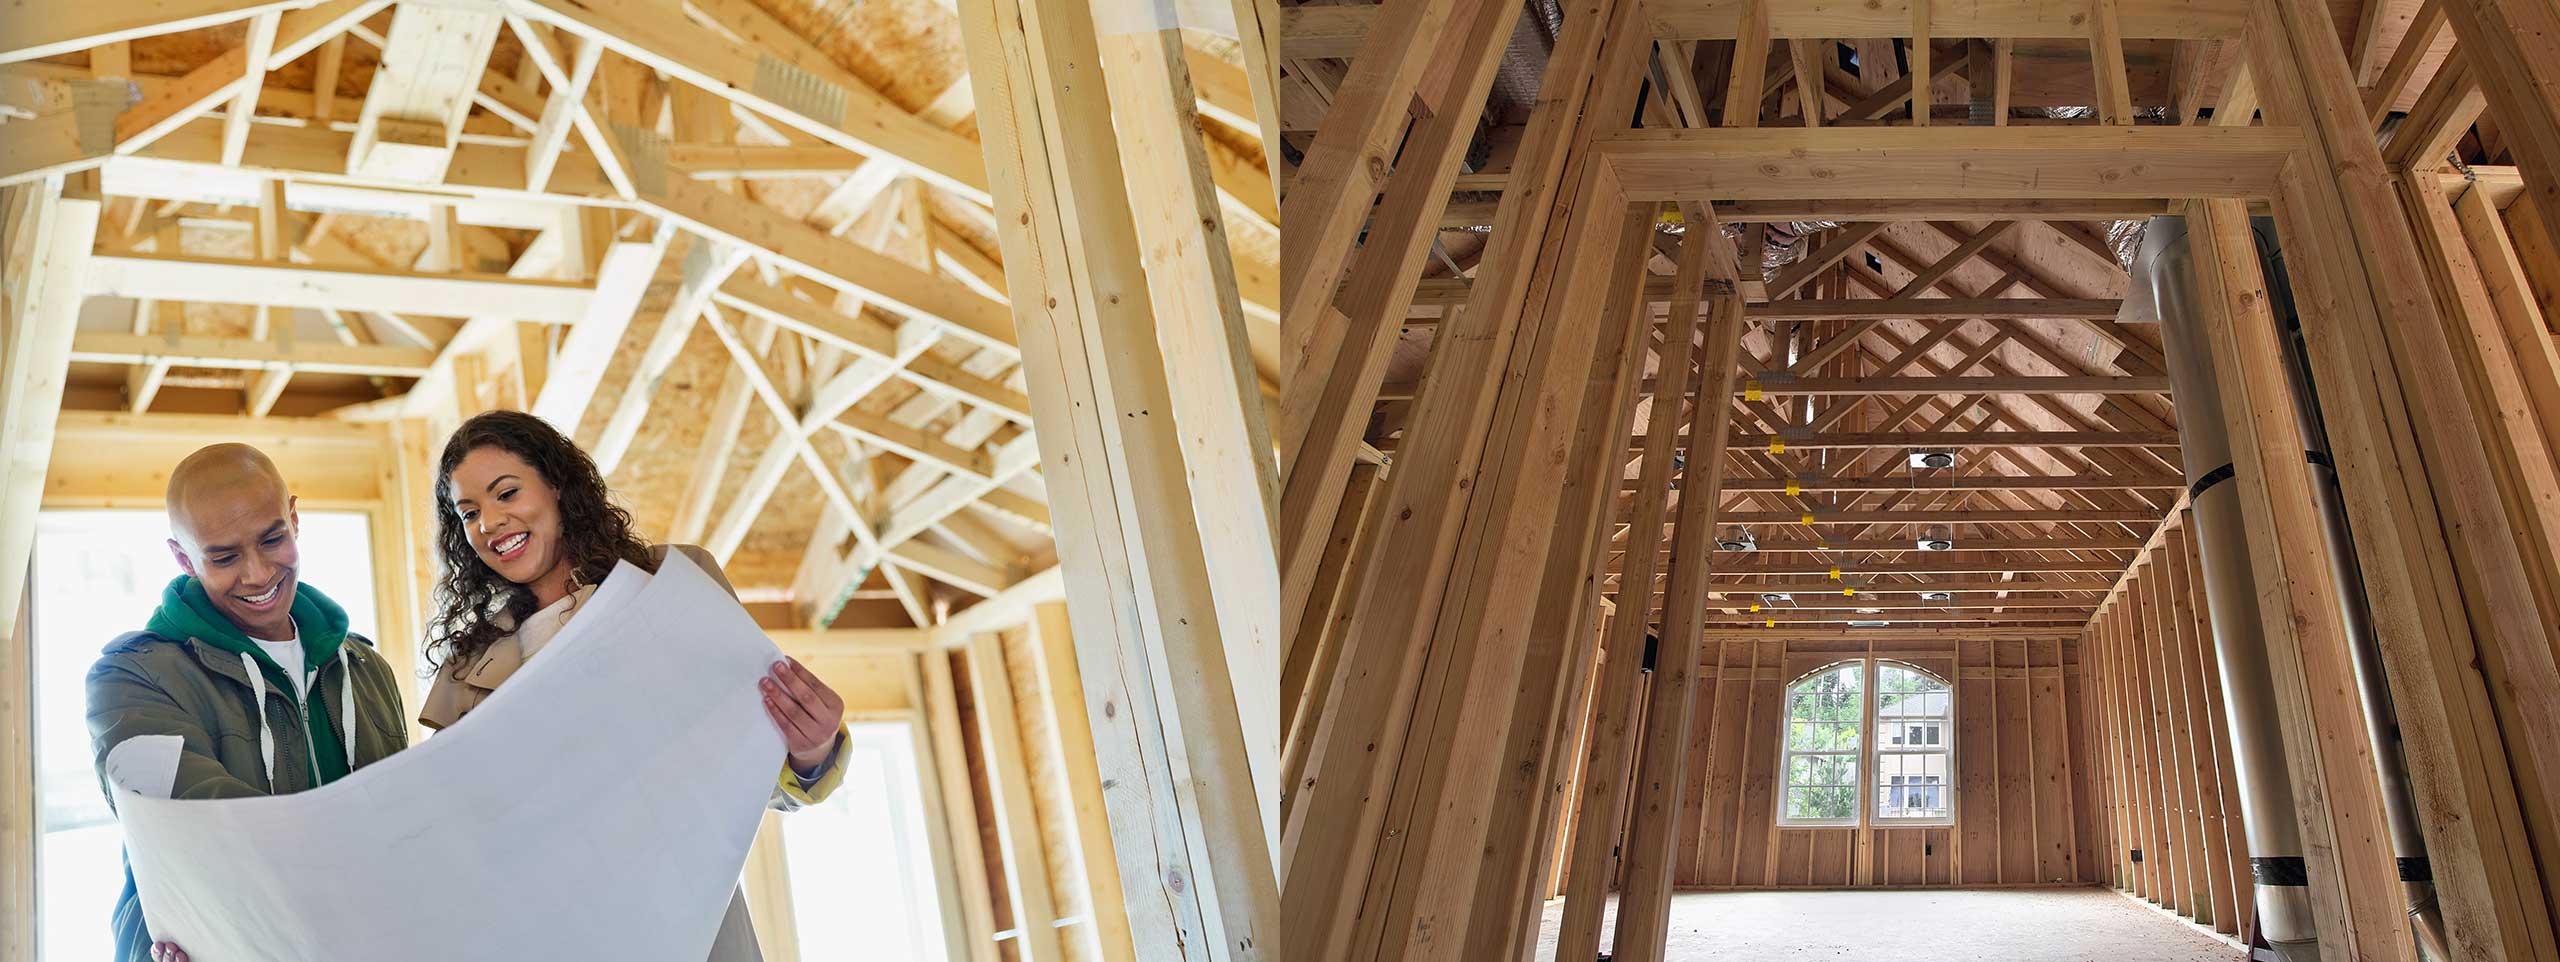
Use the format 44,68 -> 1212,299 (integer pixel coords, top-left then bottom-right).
86,443 -> 410,962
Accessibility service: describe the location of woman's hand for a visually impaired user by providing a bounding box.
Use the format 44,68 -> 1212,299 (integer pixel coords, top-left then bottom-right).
151,942 -> 188,962
760,657 -> 845,774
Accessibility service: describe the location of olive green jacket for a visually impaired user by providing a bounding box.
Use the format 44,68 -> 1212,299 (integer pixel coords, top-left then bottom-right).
85,627 -> 409,962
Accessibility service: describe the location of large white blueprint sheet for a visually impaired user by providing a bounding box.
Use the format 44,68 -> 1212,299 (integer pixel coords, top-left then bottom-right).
106,551 -> 786,961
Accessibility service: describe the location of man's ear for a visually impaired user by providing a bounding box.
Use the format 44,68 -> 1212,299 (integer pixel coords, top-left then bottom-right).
167,539 -> 196,578
286,494 -> 300,537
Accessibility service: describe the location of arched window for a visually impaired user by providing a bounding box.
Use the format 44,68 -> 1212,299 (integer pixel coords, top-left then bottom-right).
1777,659 -> 1955,827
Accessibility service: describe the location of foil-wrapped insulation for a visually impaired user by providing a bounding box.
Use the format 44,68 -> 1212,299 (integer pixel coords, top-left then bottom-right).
1758,221 -> 1843,278
2045,106 -> 2096,119
2105,219 -> 2146,269
1488,0 -> 1559,121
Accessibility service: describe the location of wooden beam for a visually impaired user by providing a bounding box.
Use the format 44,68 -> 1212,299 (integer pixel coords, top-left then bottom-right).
2383,49 -> 2482,170
2090,0 -> 2135,124
345,6 -> 501,183
1736,375 -> 2170,395
1606,206 -> 1745,962
0,0 -> 312,65
2437,0 -> 2560,265
1909,7 -> 1931,125
529,226 -> 671,432
917,652 -> 1000,962
965,633 -> 1066,962
220,12 -> 280,167
0,182 -> 101,962
2363,0 -> 2444,127
1720,0 -> 1769,127
1701,627 -> 2082,641
1723,429 -> 2176,448
1715,508 -> 2157,523
1560,206 -> 1710,962
1596,126 -> 2298,200
81,251 -> 597,323
712,276 -> 1031,422
959,0 -> 1276,953
641,176 -> 1016,355
588,240 -> 743,473
1435,196 -> 2180,228
0,86 -> 118,188
1023,605 -> 1139,962
2238,0 -> 2555,940
1717,472 -> 2183,491
1685,558 -> 2132,575
1278,0 -> 1474,335
1290,0 -> 1657,950
1709,577 -> 2115,593
517,0 -> 988,202
1093,12 -> 1284,771
68,331 -> 436,377
1281,0 -> 2249,49
1279,0 -> 1519,644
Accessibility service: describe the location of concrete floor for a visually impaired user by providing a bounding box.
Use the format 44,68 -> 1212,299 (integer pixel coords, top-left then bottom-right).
1533,887 -> 2241,962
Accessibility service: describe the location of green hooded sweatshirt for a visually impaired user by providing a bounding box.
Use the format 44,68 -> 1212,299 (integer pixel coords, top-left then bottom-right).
142,575 -> 355,784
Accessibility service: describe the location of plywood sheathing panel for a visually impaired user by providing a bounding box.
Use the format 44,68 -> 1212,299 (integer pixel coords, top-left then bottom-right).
760,0 -> 966,114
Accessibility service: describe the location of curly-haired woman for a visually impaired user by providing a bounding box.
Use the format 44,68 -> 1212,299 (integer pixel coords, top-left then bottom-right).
417,409 -> 847,961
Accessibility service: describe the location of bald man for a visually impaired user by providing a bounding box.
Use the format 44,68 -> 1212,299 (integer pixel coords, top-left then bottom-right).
86,443 -> 410,962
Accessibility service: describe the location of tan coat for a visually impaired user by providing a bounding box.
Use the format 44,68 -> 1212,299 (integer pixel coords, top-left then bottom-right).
418,544 -> 847,961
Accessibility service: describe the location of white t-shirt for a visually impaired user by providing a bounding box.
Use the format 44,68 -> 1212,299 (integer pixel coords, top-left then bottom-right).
249,628 -> 312,704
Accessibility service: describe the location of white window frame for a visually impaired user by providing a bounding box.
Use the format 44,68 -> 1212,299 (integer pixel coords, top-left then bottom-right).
1773,658 -> 1958,829
1776,660 -> 1865,827
1871,661 -> 1955,827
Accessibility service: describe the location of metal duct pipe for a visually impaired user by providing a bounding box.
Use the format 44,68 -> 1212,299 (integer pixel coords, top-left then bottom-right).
2129,216 -> 2319,961
2250,217 -> 2450,962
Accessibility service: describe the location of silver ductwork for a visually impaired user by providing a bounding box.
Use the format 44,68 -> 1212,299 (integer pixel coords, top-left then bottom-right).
2250,217 -> 2450,962
2137,215 -> 2448,962
2130,217 -> 2320,960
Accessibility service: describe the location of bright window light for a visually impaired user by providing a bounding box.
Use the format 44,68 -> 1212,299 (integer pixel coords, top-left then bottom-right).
780,721 -> 949,961
31,510 -> 377,962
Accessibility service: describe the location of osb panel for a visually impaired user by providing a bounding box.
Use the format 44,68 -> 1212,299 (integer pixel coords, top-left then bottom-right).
756,0 -> 965,113
744,177 -> 831,224
604,323 -> 734,541
335,213 -> 430,271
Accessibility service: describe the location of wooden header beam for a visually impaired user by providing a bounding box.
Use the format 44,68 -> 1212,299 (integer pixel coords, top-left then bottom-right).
1723,430 -> 2180,448
1596,126 -> 2299,200
1713,508 -> 2161,523
1737,375 -> 2172,395
1701,626 -> 2086,641
1715,473 -> 2185,491
1706,577 -> 2116,592
1278,0 -> 2248,57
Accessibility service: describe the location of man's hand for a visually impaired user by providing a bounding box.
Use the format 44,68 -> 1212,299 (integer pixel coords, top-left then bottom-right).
152,942 -> 188,962
760,657 -> 845,774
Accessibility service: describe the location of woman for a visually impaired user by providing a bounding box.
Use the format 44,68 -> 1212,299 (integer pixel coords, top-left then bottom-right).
429,409 -> 848,959
151,410 -> 849,962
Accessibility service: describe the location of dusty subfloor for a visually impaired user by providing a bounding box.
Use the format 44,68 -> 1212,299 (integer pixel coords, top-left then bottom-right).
1533,887 -> 2241,962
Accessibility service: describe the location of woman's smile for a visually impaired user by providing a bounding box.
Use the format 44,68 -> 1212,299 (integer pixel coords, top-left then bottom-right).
490,531 -> 530,561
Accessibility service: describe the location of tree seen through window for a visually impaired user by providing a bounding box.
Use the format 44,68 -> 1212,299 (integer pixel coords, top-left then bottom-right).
1776,659 -> 1955,827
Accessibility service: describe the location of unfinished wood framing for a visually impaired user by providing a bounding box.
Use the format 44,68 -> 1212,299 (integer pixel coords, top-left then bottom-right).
1284,0 -> 2560,959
